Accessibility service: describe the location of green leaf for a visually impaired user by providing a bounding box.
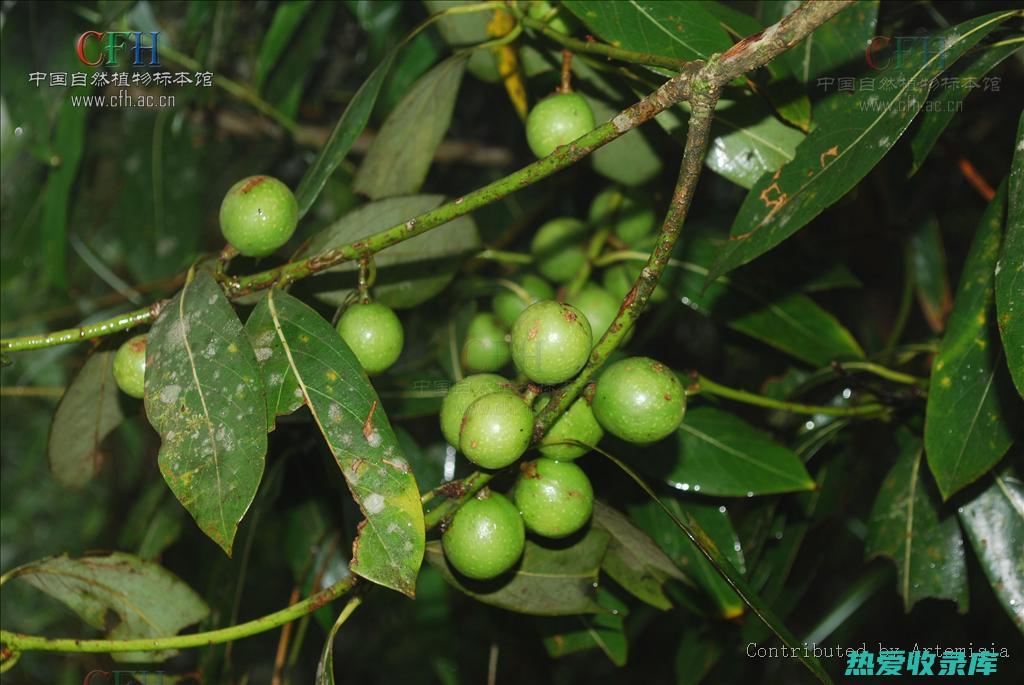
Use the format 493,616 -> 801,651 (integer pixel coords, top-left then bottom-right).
253,0 -> 314,91
866,431 -> 968,612
908,215 -> 952,333
958,467 -> 1024,634
997,112 -> 1024,398
708,11 -> 1018,283
264,289 -> 424,596
674,237 -> 864,366
263,3 -> 335,119
9,552 -> 208,662
630,497 -> 745,618
563,0 -> 732,63
145,271 -> 268,556
587,95 -> 662,187
245,298 -> 305,429
354,55 -> 467,199
42,90 -> 88,288
592,501 -> 685,610
541,587 -> 628,666
925,182 -> 1016,499
301,194 -> 480,309
423,0 -> 501,82
666,406 -> 815,496
675,628 -> 722,685
424,526 -> 610,615
315,599 -> 362,685
761,1 -> 879,84
295,49 -> 397,218
47,350 -> 124,488
909,40 -> 1023,176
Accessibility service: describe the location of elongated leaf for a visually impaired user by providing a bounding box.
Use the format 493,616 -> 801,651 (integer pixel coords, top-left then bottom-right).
909,40 -> 1023,176
424,526 -> 610,615
908,215 -> 952,333
253,0 -> 313,90
47,350 -> 124,488
541,587 -> 628,666
145,271 -> 267,556
264,3 -> 335,119
997,112 -> 1024,397
631,497 -> 745,618
245,299 -> 304,429
315,599 -> 362,685
593,501 -> 685,610
563,0 -> 732,63
761,1 -> 879,84
9,552 -> 208,662
866,431 -> 968,612
264,289 -> 423,596
354,55 -> 466,199
666,406 -> 814,496
592,446 -> 832,684
295,49 -> 397,217
42,90 -> 88,287
423,0 -> 500,82
925,182 -> 1016,499
675,237 -> 864,366
709,12 -> 1018,282
958,467 -> 1024,634
301,194 -> 480,309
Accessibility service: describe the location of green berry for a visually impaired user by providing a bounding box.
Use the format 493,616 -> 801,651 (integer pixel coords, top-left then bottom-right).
526,92 -> 595,159
527,1 -> 576,35
592,357 -> 686,444
219,175 -> 298,257
113,334 -> 147,398
530,217 -> 588,283
515,459 -> 594,538
439,374 -> 512,446
493,274 -> 555,327
601,263 -> 669,304
536,396 -> 603,461
588,187 -> 656,245
335,302 -> 403,375
442,491 -> 525,580
568,283 -> 625,345
511,301 -> 592,385
459,390 -> 534,469
462,313 -> 511,373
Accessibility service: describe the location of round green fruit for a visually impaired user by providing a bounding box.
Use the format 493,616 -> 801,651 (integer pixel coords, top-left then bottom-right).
219,175 -> 298,257
536,396 -> 603,461
460,390 -> 534,469
113,334 -> 147,398
462,313 -> 511,373
530,217 -> 588,283
592,357 -> 685,444
527,0 -> 577,35
511,301 -> 592,385
493,274 -> 555,327
601,263 -> 669,304
439,374 -> 511,446
525,92 -> 595,159
568,282 -> 625,345
442,491 -> 525,580
587,187 -> 656,245
515,459 -> 594,538
335,302 -> 404,375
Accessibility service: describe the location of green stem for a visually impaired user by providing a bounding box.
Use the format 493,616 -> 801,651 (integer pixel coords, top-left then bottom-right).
564,228 -> 610,300
520,15 -> 686,70
423,471 -> 494,524
834,361 -> 926,388
476,249 -> 534,265
696,375 -> 887,418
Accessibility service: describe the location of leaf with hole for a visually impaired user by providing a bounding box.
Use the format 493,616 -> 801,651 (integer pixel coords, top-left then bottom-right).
145,271 -> 268,556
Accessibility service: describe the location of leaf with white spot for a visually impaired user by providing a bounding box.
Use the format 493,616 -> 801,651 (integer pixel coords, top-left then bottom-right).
263,289 -> 424,596
246,298 -> 303,429
145,270 -> 268,556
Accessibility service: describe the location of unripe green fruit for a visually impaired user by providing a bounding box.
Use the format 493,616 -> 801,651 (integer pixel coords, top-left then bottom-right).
511,301 -> 592,385
525,92 -> 595,159
601,263 -> 669,304
493,274 -> 555,327
442,491 -> 525,580
592,357 -> 686,444
587,187 -> 656,245
335,302 -> 404,375
219,175 -> 298,257
530,217 -> 588,283
439,374 -> 511,446
536,395 -> 603,461
462,313 -> 511,373
459,390 -> 534,469
527,0 -> 576,35
515,459 -> 594,538
568,283 -> 626,346
113,334 -> 147,398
